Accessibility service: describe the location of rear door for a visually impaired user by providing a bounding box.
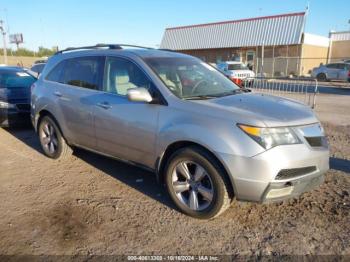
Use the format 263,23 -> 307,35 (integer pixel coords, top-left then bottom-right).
93,56 -> 160,168
325,64 -> 339,79
50,56 -> 104,149
336,63 -> 349,80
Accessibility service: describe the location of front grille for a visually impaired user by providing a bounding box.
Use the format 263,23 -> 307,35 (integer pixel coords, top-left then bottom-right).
276,166 -> 317,180
16,104 -> 31,112
305,136 -> 326,147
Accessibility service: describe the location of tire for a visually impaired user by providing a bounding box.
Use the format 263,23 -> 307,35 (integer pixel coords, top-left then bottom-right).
316,73 -> 327,82
38,116 -> 73,160
164,146 -> 233,219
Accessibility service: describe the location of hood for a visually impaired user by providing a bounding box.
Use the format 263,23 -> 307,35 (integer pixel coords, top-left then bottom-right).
194,93 -> 318,127
0,86 -> 31,104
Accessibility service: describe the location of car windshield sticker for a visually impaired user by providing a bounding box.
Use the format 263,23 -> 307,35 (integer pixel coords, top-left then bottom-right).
16,72 -> 30,77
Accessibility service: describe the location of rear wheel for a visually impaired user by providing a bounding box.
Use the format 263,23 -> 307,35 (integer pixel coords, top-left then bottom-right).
38,116 -> 72,160
165,146 -> 232,219
316,73 -> 327,82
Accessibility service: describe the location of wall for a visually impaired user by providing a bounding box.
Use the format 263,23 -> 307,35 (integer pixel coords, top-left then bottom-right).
329,40 -> 350,62
300,44 -> 329,75
0,56 -> 39,67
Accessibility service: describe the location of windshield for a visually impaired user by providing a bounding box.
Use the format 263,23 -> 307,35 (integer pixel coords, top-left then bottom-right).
144,57 -> 240,99
228,63 -> 248,70
0,71 -> 36,88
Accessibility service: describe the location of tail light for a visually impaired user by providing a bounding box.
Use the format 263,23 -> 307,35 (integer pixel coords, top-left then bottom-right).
230,77 -> 243,87
348,70 -> 350,77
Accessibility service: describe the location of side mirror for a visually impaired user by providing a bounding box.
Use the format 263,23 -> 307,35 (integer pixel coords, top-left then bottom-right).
127,88 -> 153,103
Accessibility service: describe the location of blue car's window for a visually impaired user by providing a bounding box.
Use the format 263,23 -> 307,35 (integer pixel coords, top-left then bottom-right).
0,71 -> 36,88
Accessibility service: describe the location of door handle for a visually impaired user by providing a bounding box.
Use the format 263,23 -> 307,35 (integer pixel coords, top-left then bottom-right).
54,91 -> 62,97
97,102 -> 111,109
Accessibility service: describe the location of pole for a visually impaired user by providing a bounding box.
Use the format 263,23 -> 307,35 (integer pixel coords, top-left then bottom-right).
272,46 -> 275,77
0,20 -> 8,65
261,44 -> 264,76
285,45 -> 289,76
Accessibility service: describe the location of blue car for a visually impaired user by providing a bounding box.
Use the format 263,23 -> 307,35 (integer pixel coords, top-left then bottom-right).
0,67 -> 37,127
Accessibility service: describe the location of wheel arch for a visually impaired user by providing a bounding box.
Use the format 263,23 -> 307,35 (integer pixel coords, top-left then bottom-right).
36,109 -> 68,142
317,72 -> 327,80
156,140 -> 235,198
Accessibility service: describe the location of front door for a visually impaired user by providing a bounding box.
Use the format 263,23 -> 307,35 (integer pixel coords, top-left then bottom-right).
93,56 -> 160,168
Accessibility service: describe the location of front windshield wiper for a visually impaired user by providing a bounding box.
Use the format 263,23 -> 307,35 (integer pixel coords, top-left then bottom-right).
212,89 -> 243,97
183,89 -> 244,100
183,95 -> 218,100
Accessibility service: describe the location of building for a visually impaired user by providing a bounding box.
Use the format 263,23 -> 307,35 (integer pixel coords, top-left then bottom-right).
328,31 -> 350,62
160,12 -> 331,77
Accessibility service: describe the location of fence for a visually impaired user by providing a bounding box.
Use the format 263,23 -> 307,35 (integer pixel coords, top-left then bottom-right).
243,77 -> 318,108
253,57 -> 350,77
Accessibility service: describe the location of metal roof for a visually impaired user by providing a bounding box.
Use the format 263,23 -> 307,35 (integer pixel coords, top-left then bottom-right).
330,31 -> 350,41
160,12 -> 306,50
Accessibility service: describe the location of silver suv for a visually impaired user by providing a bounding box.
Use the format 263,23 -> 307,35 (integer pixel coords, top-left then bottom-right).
31,44 -> 329,219
311,62 -> 350,82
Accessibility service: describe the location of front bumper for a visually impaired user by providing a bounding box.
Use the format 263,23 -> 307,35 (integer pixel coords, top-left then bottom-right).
218,143 -> 329,202
0,108 -> 31,127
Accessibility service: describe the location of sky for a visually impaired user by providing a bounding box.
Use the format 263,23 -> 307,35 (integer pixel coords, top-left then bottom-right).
0,0 -> 349,51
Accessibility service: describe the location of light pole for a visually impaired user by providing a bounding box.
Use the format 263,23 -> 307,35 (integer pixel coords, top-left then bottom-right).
0,20 -> 7,65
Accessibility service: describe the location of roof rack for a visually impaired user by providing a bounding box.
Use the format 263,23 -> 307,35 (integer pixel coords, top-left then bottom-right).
55,44 -> 154,55
158,48 -> 176,52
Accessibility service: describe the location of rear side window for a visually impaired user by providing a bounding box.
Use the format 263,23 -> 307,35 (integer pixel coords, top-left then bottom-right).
62,57 -> 104,89
336,64 -> 347,70
326,64 -> 337,69
46,56 -> 104,90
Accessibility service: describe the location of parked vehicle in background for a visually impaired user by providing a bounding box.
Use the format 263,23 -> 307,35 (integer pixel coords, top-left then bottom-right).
0,67 -> 37,127
30,63 -> 46,76
217,61 -> 255,86
31,44 -> 329,219
311,62 -> 350,82
34,57 -> 48,64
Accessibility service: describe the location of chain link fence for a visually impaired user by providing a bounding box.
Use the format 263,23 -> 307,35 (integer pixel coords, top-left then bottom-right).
253,57 -> 350,78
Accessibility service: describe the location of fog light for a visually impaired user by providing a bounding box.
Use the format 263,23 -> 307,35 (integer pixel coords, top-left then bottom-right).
266,186 -> 294,199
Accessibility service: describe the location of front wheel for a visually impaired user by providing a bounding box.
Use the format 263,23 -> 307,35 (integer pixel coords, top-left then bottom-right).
165,146 -> 233,219
38,116 -> 73,160
316,73 -> 327,82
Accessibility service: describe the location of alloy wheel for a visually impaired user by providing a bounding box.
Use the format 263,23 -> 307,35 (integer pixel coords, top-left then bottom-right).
171,161 -> 214,211
40,122 -> 58,154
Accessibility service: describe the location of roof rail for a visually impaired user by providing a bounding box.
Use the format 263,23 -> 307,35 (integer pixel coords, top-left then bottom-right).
55,44 -> 154,55
158,48 -> 176,52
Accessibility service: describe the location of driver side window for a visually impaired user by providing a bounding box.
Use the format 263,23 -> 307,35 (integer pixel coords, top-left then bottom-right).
103,57 -> 152,96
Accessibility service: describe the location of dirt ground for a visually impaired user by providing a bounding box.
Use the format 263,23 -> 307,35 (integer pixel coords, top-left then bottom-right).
0,94 -> 349,258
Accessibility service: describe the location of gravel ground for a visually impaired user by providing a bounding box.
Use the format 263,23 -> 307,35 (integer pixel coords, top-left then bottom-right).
0,114 -> 349,257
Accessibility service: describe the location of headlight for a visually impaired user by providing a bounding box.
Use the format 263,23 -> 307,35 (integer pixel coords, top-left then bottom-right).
0,101 -> 16,109
238,124 -> 301,149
